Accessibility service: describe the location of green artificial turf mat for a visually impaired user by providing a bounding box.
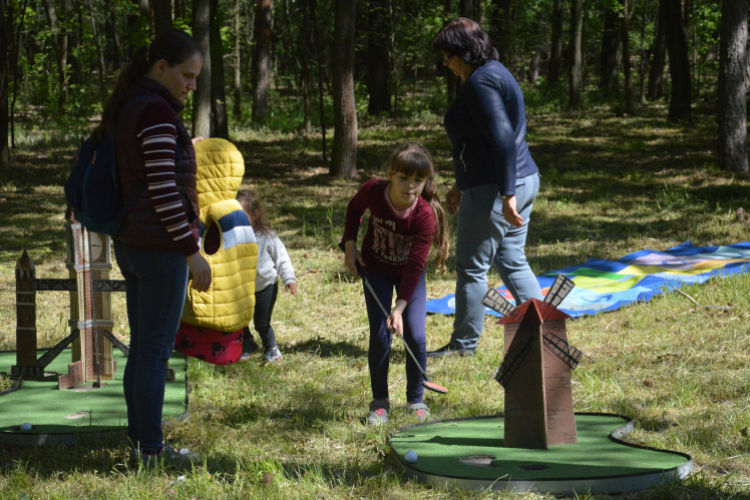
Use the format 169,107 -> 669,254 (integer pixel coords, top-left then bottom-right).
390,414 -> 688,480
0,349 -> 187,435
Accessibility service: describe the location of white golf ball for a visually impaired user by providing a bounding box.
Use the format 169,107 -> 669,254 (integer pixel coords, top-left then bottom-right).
404,450 -> 418,464
20,423 -> 32,431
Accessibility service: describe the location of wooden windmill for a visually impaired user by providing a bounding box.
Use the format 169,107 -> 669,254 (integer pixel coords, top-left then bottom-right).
482,275 -> 582,449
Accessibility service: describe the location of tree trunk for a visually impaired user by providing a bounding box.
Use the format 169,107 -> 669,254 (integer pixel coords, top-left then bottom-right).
662,0 -> 691,122
152,0 -> 172,34
460,0 -> 481,22
599,2 -> 620,92
251,0 -> 272,124
104,0 -> 120,72
529,50 -> 541,83
330,0 -> 356,178
210,0 -> 228,138
192,0 -> 211,138
568,0 -> 583,109
299,0 -> 312,132
621,0 -> 635,114
490,0 -> 512,63
647,0 -> 666,100
718,0 -> 748,173
548,0 -> 563,84
41,0 -> 68,110
175,0 -> 185,19
87,0 -> 107,103
9,0 -> 29,149
233,0 -> 242,120
367,0 -> 391,115
0,0 -> 9,166
639,0 -> 649,102
309,0 -> 326,160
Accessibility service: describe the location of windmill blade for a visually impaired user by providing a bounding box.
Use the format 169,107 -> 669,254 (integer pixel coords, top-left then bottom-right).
494,336 -> 533,388
542,331 -> 583,370
544,274 -> 575,308
481,288 -> 515,316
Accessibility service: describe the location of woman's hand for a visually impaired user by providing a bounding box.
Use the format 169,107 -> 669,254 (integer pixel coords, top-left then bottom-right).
502,195 -> 523,227
191,136 -> 204,145
186,252 -> 212,292
285,282 -> 298,296
386,300 -> 407,335
344,240 -> 365,278
445,185 -> 461,216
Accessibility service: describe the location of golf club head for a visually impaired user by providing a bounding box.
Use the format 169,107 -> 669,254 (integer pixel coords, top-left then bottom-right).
423,380 -> 448,394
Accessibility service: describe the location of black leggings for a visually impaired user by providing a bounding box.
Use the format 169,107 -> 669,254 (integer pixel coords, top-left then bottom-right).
244,282 -> 279,349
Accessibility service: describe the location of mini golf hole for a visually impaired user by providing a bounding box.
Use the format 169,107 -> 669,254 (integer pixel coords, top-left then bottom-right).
65,411 -> 91,420
13,425 -> 35,431
458,455 -> 497,468
520,464 -> 550,471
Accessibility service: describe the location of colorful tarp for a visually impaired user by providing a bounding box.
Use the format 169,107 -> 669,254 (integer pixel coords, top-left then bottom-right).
426,241 -> 750,318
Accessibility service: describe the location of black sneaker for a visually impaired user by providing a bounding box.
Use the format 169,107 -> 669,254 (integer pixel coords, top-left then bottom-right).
426,343 -> 476,358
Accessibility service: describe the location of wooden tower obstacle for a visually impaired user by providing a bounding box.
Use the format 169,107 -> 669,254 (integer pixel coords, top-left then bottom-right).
11,223 -> 130,388
482,274 -> 582,449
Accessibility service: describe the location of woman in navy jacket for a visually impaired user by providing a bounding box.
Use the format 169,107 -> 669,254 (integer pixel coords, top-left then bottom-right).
428,18 -> 542,357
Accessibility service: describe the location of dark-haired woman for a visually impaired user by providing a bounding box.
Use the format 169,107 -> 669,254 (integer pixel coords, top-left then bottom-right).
92,29 -> 212,462
427,18 -> 542,358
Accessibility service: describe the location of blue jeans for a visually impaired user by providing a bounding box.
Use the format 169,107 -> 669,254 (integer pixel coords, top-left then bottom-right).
113,240 -> 188,454
451,174 -> 542,350
363,270 -> 427,404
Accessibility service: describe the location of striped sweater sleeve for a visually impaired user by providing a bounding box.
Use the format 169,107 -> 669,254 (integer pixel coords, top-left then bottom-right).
137,102 -> 199,257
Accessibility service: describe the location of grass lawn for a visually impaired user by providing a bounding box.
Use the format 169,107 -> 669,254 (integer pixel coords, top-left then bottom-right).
2,101 -> 750,499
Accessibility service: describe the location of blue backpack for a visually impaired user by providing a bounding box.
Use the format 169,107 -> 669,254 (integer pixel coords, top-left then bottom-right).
65,96 -> 150,235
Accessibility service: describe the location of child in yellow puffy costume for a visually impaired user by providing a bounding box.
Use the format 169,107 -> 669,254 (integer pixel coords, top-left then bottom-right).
177,138 -> 258,365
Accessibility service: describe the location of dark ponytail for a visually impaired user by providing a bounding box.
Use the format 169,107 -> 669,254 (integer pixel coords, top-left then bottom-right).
389,143 -> 450,273
92,30 -> 202,142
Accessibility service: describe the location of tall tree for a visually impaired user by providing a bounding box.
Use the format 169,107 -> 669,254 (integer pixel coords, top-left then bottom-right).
718,0 -> 748,173
460,0 -> 481,22
647,1 -> 666,100
490,0 -> 512,63
662,0 -> 691,122
152,0 -> 172,34
298,0 -> 312,132
621,0 -> 635,113
193,0 -> 212,138
548,0 -> 564,85
232,0 -> 242,120
87,0 -> 107,103
599,2 -> 620,92
568,0 -> 583,109
41,0 -> 69,110
330,0 -> 356,178
367,0 -> 391,115
210,0 -> 228,138
0,0 -> 9,166
309,0 -> 326,160
251,0 -> 272,123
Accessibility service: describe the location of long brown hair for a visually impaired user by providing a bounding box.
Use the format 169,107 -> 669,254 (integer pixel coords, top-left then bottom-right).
389,143 -> 450,272
92,30 -> 202,142
237,189 -> 273,234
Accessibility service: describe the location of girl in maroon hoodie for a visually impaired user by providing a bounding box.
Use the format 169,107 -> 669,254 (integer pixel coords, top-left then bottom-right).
342,144 -> 449,425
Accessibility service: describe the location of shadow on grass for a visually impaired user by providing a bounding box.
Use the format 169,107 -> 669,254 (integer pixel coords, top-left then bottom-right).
283,338 -> 368,359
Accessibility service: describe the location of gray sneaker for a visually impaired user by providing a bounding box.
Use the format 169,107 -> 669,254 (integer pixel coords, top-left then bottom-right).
407,402 -> 430,421
135,443 -> 199,467
263,346 -> 283,364
367,399 -> 390,425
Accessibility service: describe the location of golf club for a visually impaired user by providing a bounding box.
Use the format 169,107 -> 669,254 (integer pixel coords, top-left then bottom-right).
355,262 -> 448,395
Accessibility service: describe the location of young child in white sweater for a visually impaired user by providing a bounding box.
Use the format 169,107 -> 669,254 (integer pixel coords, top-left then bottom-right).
237,190 -> 297,363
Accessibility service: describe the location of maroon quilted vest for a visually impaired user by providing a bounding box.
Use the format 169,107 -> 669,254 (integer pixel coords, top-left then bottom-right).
114,77 -> 200,252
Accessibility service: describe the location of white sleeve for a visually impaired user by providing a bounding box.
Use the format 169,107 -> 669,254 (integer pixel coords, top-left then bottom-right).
272,235 -> 296,285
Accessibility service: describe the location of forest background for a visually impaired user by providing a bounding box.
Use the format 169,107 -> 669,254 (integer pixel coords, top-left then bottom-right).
3,0 -> 750,499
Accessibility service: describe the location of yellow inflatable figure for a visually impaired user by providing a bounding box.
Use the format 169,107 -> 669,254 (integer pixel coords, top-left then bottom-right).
181,138 -> 258,333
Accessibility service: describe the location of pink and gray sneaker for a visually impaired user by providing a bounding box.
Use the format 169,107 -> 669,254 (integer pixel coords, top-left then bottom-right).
367,399 -> 390,425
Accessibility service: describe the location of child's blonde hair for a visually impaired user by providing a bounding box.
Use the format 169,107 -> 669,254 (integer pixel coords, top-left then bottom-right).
237,189 -> 273,234
389,143 -> 450,272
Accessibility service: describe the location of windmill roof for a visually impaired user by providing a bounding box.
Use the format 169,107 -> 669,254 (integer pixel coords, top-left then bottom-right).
497,298 -> 571,324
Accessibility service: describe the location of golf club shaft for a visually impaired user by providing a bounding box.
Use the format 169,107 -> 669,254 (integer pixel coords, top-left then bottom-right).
359,269 -> 431,381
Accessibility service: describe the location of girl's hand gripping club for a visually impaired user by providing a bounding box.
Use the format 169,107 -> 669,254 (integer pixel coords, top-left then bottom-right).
355,262 -> 448,395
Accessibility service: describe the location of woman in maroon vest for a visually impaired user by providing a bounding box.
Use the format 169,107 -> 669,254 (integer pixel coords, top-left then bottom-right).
92,30 -> 211,464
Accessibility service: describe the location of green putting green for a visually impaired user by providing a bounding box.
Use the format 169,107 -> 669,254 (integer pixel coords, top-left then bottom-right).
0,349 -> 187,441
390,414 -> 690,483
